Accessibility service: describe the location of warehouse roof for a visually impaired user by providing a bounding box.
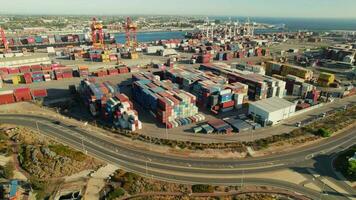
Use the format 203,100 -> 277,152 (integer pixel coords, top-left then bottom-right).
250,97 -> 295,113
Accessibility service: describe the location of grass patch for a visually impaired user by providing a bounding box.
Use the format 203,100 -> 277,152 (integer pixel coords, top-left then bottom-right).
48,144 -> 86,162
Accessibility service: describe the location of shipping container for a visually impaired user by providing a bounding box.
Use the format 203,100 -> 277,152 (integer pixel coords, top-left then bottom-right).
0,90 -> 15,104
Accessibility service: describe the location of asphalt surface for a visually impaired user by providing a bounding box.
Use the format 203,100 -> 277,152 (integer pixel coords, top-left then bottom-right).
0,114 -> 355,200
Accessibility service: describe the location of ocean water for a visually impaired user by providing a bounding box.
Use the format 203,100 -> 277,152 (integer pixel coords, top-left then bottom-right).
211,16 -> 356,31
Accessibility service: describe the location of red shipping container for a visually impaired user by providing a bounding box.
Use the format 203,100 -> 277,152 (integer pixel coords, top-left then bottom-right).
19,66 -> 31,73
14,88 -> 32,102
0,67 -> 9,75
221,100 -> 235,108
27,37 -> 35,44
41,65 -> 52,71
31,89 -> 47,98
23,73 -> 33,84
31,65 -> 42,72
62,72 -> 73,79
0,91 -> 15,105
8,67 -> 20,74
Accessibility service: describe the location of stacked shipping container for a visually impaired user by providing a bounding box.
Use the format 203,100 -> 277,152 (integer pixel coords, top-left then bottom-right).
200,64 -> 286,101
132,73 -> 204,128
163,67 -> 248,114
78,79 -> 141,131
0,88 -> 47,105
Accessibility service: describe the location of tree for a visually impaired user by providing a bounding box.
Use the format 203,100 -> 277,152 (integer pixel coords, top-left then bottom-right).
348,160 -> 356,179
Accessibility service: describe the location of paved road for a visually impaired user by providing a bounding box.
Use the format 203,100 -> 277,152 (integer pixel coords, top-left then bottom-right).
0,114 -> 355,200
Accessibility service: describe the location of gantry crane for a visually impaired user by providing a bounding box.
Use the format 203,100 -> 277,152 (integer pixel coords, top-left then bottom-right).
124,17 -> 138,59
91,17 -> 104,49
0,27 -> 9,53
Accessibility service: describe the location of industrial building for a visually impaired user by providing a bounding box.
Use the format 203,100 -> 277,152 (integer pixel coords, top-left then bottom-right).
248,97 -> 296,126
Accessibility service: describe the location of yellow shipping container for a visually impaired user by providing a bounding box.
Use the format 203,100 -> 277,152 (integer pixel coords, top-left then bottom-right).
280,64 -> 313,80
129,52 -> 139,59
318,72 -> 335,86
12,75 -> 22,85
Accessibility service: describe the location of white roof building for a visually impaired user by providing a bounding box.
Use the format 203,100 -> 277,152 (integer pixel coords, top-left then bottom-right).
248,97 -> 296,126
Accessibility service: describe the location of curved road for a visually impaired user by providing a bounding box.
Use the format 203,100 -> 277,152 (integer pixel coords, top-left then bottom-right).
1,114 -> 355,200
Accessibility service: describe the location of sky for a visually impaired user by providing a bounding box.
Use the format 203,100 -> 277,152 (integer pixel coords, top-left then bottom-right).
1,0 -> 356,18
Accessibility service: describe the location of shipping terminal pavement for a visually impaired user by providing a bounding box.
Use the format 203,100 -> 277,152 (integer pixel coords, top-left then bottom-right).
0,114 -> 355,200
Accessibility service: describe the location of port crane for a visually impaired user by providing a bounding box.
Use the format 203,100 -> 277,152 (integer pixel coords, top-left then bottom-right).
0,26 -> 9,52
91,17 -> 104,49
124,17 -> 138,59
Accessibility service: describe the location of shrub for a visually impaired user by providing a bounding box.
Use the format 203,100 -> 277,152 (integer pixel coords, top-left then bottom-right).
316,128 -> 332,137
192,184 -> 214,193
107,187 -> 125,200
3,161 -> 14,179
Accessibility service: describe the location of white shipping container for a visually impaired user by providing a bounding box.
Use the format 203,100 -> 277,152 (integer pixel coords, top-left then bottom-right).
0,90 -> 13,95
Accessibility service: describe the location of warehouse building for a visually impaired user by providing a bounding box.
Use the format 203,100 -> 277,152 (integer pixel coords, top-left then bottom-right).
248,97 -> 296,126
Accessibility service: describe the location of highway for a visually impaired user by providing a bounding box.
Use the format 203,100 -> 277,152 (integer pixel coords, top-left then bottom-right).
0,114 -> 355,200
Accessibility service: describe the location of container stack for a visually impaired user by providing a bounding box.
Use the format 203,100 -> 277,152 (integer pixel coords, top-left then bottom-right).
32,72 -> 44,83
0,90 -> 15,104
215,51 -> 233,61
132,73 -> 204,128
108,94 -> 142,131
19,66 -> 31,73
305,89 -> 320,105
54,67 -> 73,80
78,66 -> 90,77
24,73 -> 32,84
317,72 -> 335,87
265,61 -> 314,80
78,79 -> 141,131
14,88 -> 32,102
31,89 -> 48,100
200,64 -> 286,100
107,68 -> 119,76
164,67 -> 248,113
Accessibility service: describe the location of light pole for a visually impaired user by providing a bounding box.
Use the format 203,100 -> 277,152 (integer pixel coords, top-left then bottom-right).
81,136 -> 87,154
319,180 -> 326,200
35,121 -> 40,134
241,169 -> 245,188
165,122 -> 168,140
146,157 -> 152,178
